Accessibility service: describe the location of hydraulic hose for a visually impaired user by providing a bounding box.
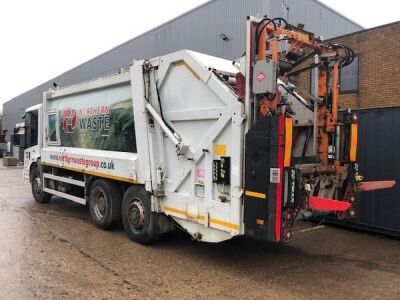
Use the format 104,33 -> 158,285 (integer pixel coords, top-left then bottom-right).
255,17 -> 288,55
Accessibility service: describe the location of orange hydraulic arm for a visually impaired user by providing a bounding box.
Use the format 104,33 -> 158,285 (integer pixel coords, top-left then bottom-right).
256,18 -> 343,166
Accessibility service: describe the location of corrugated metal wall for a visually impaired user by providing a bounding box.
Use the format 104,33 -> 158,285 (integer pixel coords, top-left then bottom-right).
2,0 -> 362,137
268,0 -> 361,40
340,107 -> 400,235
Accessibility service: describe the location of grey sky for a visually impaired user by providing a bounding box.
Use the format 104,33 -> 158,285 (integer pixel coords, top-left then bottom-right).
0,0 -> 398,108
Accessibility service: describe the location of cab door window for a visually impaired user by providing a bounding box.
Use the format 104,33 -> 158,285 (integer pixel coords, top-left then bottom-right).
25,111 -> 38,148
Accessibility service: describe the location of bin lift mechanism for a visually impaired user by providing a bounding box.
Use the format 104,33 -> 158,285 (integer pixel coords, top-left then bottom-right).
143,16 -> 395,242
250,16 -> 394,219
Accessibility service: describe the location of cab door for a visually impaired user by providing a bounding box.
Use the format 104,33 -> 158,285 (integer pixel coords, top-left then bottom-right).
23,110 -> 39,180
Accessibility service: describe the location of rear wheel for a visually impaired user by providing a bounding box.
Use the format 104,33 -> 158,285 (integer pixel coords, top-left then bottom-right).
31,167 -> 52,203
89,179 -> 122,230
122,186 -> 158,244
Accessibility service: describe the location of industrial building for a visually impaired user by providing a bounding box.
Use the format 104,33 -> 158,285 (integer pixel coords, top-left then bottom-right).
2,0 -> 362,138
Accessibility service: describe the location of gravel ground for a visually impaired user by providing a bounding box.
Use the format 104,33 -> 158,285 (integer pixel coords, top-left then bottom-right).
0,162 -> 400,299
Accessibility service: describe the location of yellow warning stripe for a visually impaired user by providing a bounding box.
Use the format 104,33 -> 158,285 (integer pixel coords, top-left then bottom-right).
172,61 -> 201,80
163,206 -> 187,216
163,206 -> 240,230
42,162 -> 138,184
209,217 -> 240,230
245,190 -> 267,199
284,118 -> 293,167
349,123 -> 358,162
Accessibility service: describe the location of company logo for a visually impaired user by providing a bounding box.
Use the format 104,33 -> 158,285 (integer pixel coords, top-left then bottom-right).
61,109 -> 77,133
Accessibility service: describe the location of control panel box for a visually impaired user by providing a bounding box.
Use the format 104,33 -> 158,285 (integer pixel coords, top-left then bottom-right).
252,60 -> 277,95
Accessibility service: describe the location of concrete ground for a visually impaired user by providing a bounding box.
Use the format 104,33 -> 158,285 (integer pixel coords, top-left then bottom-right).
0,163 -> 400,300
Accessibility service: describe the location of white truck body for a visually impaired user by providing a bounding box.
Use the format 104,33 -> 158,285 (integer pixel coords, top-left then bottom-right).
34,50 -> 244,242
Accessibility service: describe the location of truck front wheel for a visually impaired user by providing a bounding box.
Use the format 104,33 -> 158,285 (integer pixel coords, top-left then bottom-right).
121,186 -> 158,244
31,167 -> 52,203
89,179 -> 122,230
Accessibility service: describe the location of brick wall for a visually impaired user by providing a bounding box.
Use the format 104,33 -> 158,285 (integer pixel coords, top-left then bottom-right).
295,21 -> 400,110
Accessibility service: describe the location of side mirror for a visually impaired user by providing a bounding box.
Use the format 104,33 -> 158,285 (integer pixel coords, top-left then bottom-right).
20,134 -> 26,148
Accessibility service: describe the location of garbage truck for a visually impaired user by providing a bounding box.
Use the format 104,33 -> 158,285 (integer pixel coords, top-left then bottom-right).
20,16 -> 394,244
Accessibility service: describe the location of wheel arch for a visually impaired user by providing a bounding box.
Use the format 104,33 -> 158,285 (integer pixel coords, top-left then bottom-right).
29,160 -> 40,182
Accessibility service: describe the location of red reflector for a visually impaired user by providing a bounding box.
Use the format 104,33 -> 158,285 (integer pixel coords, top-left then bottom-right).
309,196 -> 350,212
360,180 -> 396,192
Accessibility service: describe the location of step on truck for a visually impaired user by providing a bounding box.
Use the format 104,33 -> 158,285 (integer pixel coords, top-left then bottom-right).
17,16 -> 395,244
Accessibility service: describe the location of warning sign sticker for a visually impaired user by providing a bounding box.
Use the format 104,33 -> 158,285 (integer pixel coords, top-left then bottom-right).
270,168 -> 281,183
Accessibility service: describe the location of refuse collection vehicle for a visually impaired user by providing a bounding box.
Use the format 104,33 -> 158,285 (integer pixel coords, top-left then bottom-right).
18,16 -> 395,244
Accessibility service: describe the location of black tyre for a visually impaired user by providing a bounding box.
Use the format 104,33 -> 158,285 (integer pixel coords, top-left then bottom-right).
89,179 -> 122,230
31,167 -> 52,203
122,186 -> 158,245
